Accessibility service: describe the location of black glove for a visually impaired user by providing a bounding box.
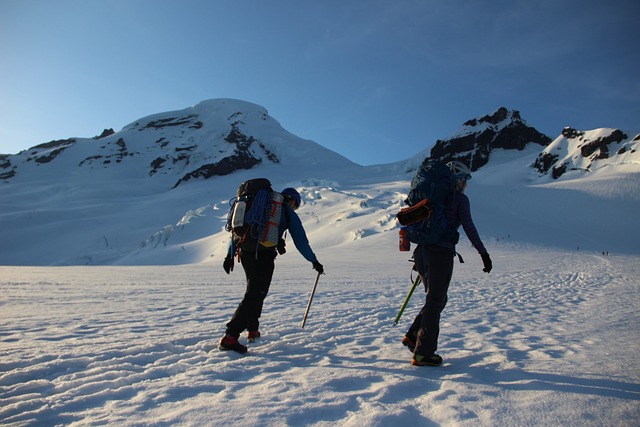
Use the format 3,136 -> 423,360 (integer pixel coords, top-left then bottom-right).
312,261 -> 324,274
223,256 -> 234,274
481,252 -> 492,273
277,238 -> 286,255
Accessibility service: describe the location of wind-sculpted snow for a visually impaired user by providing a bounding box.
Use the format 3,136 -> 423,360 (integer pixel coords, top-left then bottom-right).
1,245 -> 639,426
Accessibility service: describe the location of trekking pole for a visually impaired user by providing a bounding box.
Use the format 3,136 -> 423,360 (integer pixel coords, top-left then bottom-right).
394,274 -> 421,325
301,271 -> 322,329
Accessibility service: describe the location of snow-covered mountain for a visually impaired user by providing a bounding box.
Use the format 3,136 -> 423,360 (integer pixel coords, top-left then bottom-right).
1,99 -> 638,265
0,99 -> 357,191
533,127 -> 640,179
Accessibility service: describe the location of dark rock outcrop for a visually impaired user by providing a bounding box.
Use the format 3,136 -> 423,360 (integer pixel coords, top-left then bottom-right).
0,154 -> 15,179
24,138 -> 78,165
95,128 -> 115,139
579,129 -> 626,159
173,151 -> 261,188
141,115 -> 203,130
533,127 -> 635,179
429,107 -> 551,171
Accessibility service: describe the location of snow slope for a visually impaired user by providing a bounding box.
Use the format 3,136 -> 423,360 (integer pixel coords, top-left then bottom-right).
1,148 -> 639,266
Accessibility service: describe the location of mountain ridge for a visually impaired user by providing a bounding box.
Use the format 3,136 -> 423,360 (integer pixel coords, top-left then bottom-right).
1,98 -> 638,265
2,99 -> 638,185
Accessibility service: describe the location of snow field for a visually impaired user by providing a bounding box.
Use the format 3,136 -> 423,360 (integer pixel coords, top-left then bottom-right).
1,240 -> 639,426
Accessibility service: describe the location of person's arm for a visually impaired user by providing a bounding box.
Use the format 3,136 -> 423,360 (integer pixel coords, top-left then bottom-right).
457,194 -> 486,254
286,207 -> 317,263
458,194 -> 492,273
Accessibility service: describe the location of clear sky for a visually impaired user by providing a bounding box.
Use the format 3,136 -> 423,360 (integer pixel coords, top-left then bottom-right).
1,0 -> 638,165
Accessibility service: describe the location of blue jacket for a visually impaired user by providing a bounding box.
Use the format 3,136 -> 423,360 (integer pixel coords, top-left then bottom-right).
442,191 -> 487,254
228,204 -> 317,263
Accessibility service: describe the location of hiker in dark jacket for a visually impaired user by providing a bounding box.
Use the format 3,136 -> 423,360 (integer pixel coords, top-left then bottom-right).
219,187 -> 324,354
404,161 -> 492,366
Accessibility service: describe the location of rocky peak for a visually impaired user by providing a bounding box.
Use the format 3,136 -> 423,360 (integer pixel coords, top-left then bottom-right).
94,128 -> 115,139
429,107 -> 551,171
462,106 -> 522,127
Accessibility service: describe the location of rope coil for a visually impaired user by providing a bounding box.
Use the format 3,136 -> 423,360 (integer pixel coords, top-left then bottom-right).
245,189 -> 269,239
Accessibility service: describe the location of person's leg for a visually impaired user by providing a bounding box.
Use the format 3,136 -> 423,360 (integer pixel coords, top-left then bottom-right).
405,245 -> 428,345
414,246 -> 454,357
246,251 -> 275,332
225,250 -> 275,337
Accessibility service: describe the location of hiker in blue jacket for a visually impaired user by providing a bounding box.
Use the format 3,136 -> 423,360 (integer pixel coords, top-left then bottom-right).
219,187 -> 324,354
404,161 -> 492,366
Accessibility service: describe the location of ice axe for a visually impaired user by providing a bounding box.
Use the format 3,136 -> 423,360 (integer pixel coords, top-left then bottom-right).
300,271 -> 322,328
394,274 -> 421,325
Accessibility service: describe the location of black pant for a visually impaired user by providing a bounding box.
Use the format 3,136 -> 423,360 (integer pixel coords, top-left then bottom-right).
226,250 -> 276,338
407,244 -> 454,356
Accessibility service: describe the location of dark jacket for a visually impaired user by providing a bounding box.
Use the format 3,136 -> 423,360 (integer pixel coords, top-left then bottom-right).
441,191 -> 487,254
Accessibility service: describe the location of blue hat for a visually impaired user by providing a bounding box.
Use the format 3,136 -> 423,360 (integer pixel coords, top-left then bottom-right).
281,187 -> 301,209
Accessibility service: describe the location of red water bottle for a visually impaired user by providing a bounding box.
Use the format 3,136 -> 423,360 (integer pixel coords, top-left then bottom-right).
399,227 -> 410,252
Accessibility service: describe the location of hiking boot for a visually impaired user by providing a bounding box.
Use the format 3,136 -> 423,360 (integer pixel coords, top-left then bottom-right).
219,334 -> 247,354
247,330 -> 261,343
412,353 -> 443,367
402,335 -> 416,353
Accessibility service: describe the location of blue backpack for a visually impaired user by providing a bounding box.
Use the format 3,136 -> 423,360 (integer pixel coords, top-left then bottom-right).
402,160 -> 459,245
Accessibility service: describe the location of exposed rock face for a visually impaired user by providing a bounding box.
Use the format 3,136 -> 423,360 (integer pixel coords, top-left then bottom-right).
532,127 -> 638,179
95,129 -> 115,139
579,129 -> 626,159
429,107 -> 552,171
172,152 -> 261,188
0,154 -> 14,179
28,139 -> 78,164
78,138 -> 132,167
532,152 -> 559,177
141,115 -> 203,131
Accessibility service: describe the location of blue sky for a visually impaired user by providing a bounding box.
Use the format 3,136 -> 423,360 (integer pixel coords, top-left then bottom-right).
1,0 -> 638,165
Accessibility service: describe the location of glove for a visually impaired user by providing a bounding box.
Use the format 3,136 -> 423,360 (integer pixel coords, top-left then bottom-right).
223,256 -> 234,274
312,261 -> 324,274
277,238 -> 286,255
481,252 -> 492,273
